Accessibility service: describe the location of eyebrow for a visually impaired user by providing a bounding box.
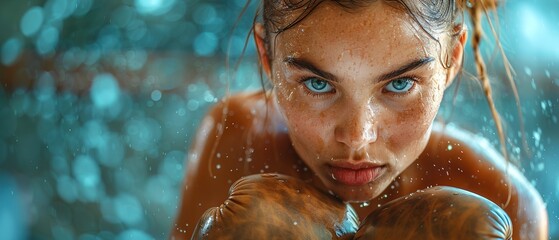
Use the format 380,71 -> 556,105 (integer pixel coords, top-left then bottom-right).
284,56 -> 338,81
284,56 -> 435,82
378,57 -> 435,81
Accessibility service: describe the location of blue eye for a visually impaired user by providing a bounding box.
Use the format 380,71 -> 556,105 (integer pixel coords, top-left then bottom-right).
384,78 -> 415,93
303,78 -> 333,93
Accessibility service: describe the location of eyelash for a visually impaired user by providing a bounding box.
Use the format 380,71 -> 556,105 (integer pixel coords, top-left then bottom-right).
296,75 -> 420,98
298,77 -> 336,98
382,76 -> 419,96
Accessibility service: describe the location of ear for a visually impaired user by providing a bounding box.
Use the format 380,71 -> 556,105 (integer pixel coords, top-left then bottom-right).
445,25 -> 468,88
254,23 -> 272,79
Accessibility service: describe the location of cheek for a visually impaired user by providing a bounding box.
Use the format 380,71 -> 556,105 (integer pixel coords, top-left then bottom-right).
276,92 -> 332,156
382,80 -> 445,152
273,66 -> 305,102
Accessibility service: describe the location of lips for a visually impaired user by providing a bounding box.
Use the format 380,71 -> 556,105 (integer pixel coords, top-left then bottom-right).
329,162 -> 385,186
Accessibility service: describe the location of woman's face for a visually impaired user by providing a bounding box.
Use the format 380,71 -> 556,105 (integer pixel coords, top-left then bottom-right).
263,2 -> 460,202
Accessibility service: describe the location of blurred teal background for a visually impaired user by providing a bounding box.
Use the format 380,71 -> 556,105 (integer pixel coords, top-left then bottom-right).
0,0 -> 557,239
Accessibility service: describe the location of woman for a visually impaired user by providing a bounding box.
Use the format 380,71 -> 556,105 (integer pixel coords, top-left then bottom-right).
172,0 -> 548,239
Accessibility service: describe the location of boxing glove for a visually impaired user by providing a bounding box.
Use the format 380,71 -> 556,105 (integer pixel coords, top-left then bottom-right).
191,173 -> 359,240
355,186 -> 512,240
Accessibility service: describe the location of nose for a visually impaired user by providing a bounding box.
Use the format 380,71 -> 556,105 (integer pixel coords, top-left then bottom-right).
334,103 -> 377,152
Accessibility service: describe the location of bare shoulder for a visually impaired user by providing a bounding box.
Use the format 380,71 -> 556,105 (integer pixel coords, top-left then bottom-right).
171,91 -> 304,238
418,123 -> 548,239
183,91 -> 268,185
171,91 -> 269,238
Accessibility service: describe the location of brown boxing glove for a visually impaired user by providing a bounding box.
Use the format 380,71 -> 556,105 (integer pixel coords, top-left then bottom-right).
355,186 -> 512,240
192,173 -> 359,240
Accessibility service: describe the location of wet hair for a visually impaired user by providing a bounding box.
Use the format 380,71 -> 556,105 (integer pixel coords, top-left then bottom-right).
262,0 -> 467,59
263,0 -> 462,52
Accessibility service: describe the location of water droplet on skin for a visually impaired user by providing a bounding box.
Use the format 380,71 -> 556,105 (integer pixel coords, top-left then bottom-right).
286,91 -> 294,101
216,164 -> 221,169
359,202 -> 370,208
447,144 -> 453,151
293,221 -> 298,225
261,173 -> 277,178
246,148 -> 255,155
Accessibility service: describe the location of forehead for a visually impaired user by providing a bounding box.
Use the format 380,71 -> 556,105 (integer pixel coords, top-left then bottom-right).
273,2 -> 439,67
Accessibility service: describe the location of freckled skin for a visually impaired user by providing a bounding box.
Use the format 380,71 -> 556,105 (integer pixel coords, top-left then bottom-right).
273,1 -> 444,204
172,2 -> 547,239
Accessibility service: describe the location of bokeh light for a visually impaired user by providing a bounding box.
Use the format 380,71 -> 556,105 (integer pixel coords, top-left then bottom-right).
91,73 -> 121,109
0,0 -> 557,239
20,6 -> 44,37
1,38 -> 23,66
134,0 -> 176,16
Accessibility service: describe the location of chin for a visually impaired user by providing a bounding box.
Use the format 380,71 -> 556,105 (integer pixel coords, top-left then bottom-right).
337,192 -> 375,203
325,179 -> 388,203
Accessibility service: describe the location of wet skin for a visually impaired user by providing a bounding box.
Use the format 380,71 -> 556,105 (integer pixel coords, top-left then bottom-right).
269,2 -> 444,203
172,92 -> 547,239
172,2 -> 547,239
